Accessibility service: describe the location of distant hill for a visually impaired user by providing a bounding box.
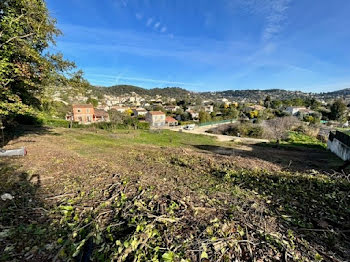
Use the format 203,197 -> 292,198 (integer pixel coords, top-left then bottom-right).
202,89 -> 314,102
92,85 -> 350,102
96,85 -> 193,99
317,88 -> 350,100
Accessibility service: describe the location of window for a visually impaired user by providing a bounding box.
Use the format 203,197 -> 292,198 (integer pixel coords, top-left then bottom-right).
87,109 -> 90,113
77,109 -> 81,113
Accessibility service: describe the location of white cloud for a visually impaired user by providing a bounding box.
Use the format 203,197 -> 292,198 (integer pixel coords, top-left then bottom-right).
88,73 -> 202,87
233,0 -> 291,41
154,22 -> 161,29
135,13 -> 143,20
146,18 -> 153,27
160,26 -> 167,33
262,0 -> 291,41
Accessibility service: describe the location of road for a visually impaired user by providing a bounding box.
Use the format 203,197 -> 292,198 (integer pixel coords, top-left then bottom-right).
167,122 -> 269,144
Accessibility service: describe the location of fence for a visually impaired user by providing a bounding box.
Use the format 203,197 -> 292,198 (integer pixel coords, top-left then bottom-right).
198,119 -> 236,127
330,131 -> 350,147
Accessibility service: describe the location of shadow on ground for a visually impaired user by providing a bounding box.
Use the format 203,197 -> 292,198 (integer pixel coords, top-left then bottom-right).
0,162 -> 56,261
210,159 -> 350,260
2,125 -> 60,147
194,144 -> 342,172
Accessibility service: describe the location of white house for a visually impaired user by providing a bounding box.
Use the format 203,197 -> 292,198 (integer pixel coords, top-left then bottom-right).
285,106 -> 307,116
132,108 -> 148,117
146,111 -> 166,127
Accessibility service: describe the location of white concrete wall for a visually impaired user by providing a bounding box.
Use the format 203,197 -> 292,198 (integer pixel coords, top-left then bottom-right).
327,138 -> 350,161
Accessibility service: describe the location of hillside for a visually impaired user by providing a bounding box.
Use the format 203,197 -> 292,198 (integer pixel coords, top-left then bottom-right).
202,89 -> 314,102
97,85 -> 193,99
317,88 -> 350,100
95,85 -> 350,102
1,127 -> 349,261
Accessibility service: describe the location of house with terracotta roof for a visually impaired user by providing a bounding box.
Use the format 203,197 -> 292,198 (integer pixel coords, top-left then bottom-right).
70,104 -> 95,124
165,116 -> 178,126
164,105 -> 180,112
94,109 -> 110,122
66,104 -> 110,124
145,111 -> 166,127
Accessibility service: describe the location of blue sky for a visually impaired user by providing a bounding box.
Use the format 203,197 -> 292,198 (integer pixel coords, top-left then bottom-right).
47,0 -> 350,92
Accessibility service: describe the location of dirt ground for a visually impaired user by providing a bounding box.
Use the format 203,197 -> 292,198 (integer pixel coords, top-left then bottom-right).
0,127 -> 349,261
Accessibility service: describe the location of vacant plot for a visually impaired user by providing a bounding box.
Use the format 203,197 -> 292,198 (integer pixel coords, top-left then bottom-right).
0,127 -> 349,261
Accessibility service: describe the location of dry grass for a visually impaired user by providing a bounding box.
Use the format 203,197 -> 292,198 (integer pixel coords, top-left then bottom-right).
0,127 -> 349,261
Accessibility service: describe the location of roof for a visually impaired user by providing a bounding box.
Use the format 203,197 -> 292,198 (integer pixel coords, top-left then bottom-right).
72,104 -> 94,109
248,105 -> 266,110
94,109 -> 109,117
148,111 -> 165,115
287,106 -> 306,109
134,108 -> 147,112
165,116 -> 178,122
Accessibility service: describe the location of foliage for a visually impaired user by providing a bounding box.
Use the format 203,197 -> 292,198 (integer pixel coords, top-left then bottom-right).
262,116 -> 300,142
221,106 -> 239,119
208,122 -> 264,138
248,110 -> 259,119
199,111 -> 211,123
86,97 -> 98,107
100,85 -> 192,99
330,99 -> 347,121
0,0 -> 74,120
90,121 -> 150,131
284,131 -> 326,148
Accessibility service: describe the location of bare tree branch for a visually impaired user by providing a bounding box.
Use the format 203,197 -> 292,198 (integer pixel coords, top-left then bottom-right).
0,32 -> 35,48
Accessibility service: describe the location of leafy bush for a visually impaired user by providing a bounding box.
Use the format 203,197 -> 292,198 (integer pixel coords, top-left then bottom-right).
286,131 -> 326,148
89,121 -> 150,131
208,123 -> 264,138
12,114 -> 44,126
43,119 -> 70,128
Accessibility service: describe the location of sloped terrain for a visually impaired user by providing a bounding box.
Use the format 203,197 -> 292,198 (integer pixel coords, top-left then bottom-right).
0,127 -> 349,261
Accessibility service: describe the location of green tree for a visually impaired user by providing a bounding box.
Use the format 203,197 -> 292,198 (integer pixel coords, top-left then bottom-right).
264,96 -> 271,108
0,0 -> 74,121
330,99 -> 347,121
271,100 -> 282,109
199,111 -> 211,123
307,98 -> 321,110
87,97 -> 98,107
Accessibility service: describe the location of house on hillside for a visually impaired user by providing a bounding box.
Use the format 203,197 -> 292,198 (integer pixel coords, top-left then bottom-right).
146,111 -> 166,127
110,106 -> 129,113
68,104 -> 95,124
285,106 -> 308,115
247,105 -> 266,111
132,108 -> 148,117
204,105 -> 214,113
165,116 -> 178,126
66,104 -> 110,124
186,110 -> 199,120
94,109 -> 110,122
164,105 -> 180,112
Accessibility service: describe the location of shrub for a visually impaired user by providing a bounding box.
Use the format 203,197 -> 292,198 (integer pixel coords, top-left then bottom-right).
13,114 -> 43,126
262,116 -> 300,141
208,123 -> 264,138
43,119 -> 70,128
294,124 -> 320,138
